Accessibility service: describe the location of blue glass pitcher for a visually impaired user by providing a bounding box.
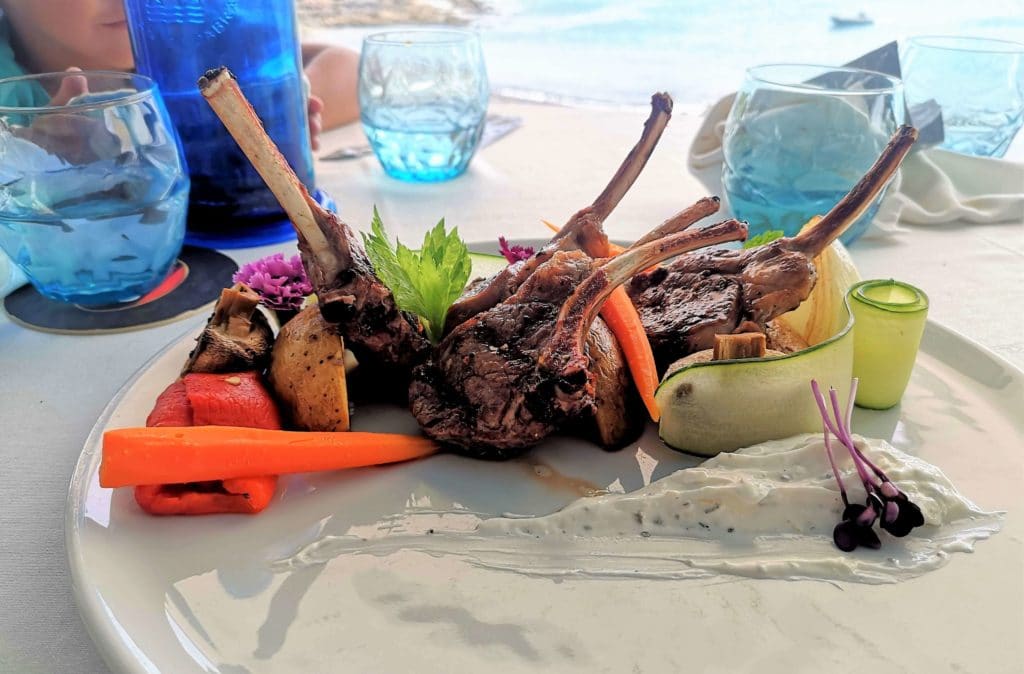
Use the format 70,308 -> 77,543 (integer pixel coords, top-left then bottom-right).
124,0 -> 322,248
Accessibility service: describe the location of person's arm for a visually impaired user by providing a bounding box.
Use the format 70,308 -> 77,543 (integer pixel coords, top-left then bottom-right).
302,43 -> 360,131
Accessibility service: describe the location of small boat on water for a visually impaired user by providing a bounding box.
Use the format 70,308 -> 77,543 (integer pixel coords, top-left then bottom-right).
830,12 -> 873,28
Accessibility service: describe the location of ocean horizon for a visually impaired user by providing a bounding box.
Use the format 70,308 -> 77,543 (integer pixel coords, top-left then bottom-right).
308,0 -> 1024,107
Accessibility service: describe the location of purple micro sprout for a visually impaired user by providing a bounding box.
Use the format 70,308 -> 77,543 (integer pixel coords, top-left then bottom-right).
498,236 -> 535,263
811,378 -> 925,552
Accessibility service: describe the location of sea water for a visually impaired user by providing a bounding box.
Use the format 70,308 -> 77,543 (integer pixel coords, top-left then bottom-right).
0,172 -> 189,305
362,105 -> 485,182
474,0 -> 1024,106
319,2 -> 1024,109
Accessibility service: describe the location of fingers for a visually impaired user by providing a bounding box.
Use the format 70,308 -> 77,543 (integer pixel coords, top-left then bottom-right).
49,67 -> 89,107
308,94 -> 324,152
28,115 -> 119,164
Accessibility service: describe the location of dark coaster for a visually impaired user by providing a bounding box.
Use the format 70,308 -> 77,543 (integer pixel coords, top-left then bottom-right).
3,246 -> 237,334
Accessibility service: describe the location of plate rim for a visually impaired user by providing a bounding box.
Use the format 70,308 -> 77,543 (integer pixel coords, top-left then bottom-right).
64,311 -> 1024,674
65,320 -> 203,674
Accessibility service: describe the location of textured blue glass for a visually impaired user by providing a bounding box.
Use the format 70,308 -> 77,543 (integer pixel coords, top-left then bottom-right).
903,36 -> 1024,158
359,31 -> 489,182
124,0 -> 313,244
0,72 -> 188,305
722,65 -> 903,246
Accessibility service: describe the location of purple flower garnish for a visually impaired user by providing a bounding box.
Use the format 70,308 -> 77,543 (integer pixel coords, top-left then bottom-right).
498,236 -> 534,264
811,378 -> 925,553
232,253 -> 313,312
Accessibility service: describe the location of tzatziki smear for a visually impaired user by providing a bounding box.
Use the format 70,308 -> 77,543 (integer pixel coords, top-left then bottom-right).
274,435 -> 1003,585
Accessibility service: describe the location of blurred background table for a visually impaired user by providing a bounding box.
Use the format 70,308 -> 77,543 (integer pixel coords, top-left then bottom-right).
1,100 -> 1022,673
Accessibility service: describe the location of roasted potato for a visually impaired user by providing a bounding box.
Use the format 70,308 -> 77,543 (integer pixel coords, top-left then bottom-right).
269,305 -> 351,432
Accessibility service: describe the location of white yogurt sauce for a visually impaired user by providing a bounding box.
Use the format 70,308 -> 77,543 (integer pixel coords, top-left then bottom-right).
274,434 -> 1003,584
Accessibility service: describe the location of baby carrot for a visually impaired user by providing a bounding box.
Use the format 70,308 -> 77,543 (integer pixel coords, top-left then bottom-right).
599,286 -> 661,422
100,427 -> 439,488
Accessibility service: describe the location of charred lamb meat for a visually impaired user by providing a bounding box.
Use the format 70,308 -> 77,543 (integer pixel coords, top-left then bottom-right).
444,93 -> 720,333
411,219 -> 748,459
200,68 -> 430,384
628,125 -> 918,372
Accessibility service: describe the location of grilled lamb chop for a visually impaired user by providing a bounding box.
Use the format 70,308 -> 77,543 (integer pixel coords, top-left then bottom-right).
200,68 -> 430,386
443,93 -> 719,334
628,125 -> 918,372
411,219 -> 748,459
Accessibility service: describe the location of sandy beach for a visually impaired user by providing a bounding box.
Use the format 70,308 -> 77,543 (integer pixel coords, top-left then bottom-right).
296,0 -> 489,27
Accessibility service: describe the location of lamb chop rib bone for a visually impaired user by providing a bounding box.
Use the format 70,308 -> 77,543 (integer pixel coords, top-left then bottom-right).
444,195 -> 720,334
630,196 -> 719,248
200,67 -> 429,377
541,219 -> 748,378
200,68 -> 337,281
554,92 -> 673,238
442,93 -> 705,334
417,219 -> 748,457
629,125 -> 919,369
790,124 -> 918,256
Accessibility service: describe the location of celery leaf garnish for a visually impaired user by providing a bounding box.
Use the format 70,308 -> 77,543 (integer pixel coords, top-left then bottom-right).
362,207 -> 471,344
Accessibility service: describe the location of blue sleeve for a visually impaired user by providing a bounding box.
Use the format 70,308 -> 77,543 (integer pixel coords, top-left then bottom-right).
0,17 -> 50,108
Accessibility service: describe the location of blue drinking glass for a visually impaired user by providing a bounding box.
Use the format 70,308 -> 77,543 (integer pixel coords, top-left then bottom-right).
722,65 -> 904,246
0,71 -> 188,305
902,36 -> 1024,158
359,30 -> 489,182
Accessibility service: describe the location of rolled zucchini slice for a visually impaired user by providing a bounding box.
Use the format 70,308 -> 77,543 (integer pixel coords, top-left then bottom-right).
656,298 -> 855,457
848,279 -> 928,410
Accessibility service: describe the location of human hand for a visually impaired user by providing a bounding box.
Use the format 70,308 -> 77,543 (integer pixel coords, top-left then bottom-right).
17,68 -> 121,164
49,67 -> 89,106
26,114 -> 118,164
308,94 -> 324,152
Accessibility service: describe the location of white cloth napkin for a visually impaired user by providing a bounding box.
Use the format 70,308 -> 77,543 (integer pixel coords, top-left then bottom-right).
690,93 -> 1024,231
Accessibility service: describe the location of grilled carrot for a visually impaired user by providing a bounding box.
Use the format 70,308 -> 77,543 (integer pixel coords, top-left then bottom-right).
599,286 -> 661,421
101,427 -> 439,488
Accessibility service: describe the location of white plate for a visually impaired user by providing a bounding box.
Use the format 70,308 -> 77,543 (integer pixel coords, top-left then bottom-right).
67,320 -> 1024,673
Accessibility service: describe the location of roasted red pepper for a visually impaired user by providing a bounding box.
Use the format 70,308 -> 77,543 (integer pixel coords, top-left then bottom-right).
135,372 -> 280,516
133,477 -> 278,515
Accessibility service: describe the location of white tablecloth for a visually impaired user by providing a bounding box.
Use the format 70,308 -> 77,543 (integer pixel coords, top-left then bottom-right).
1,101 -> 1022,673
